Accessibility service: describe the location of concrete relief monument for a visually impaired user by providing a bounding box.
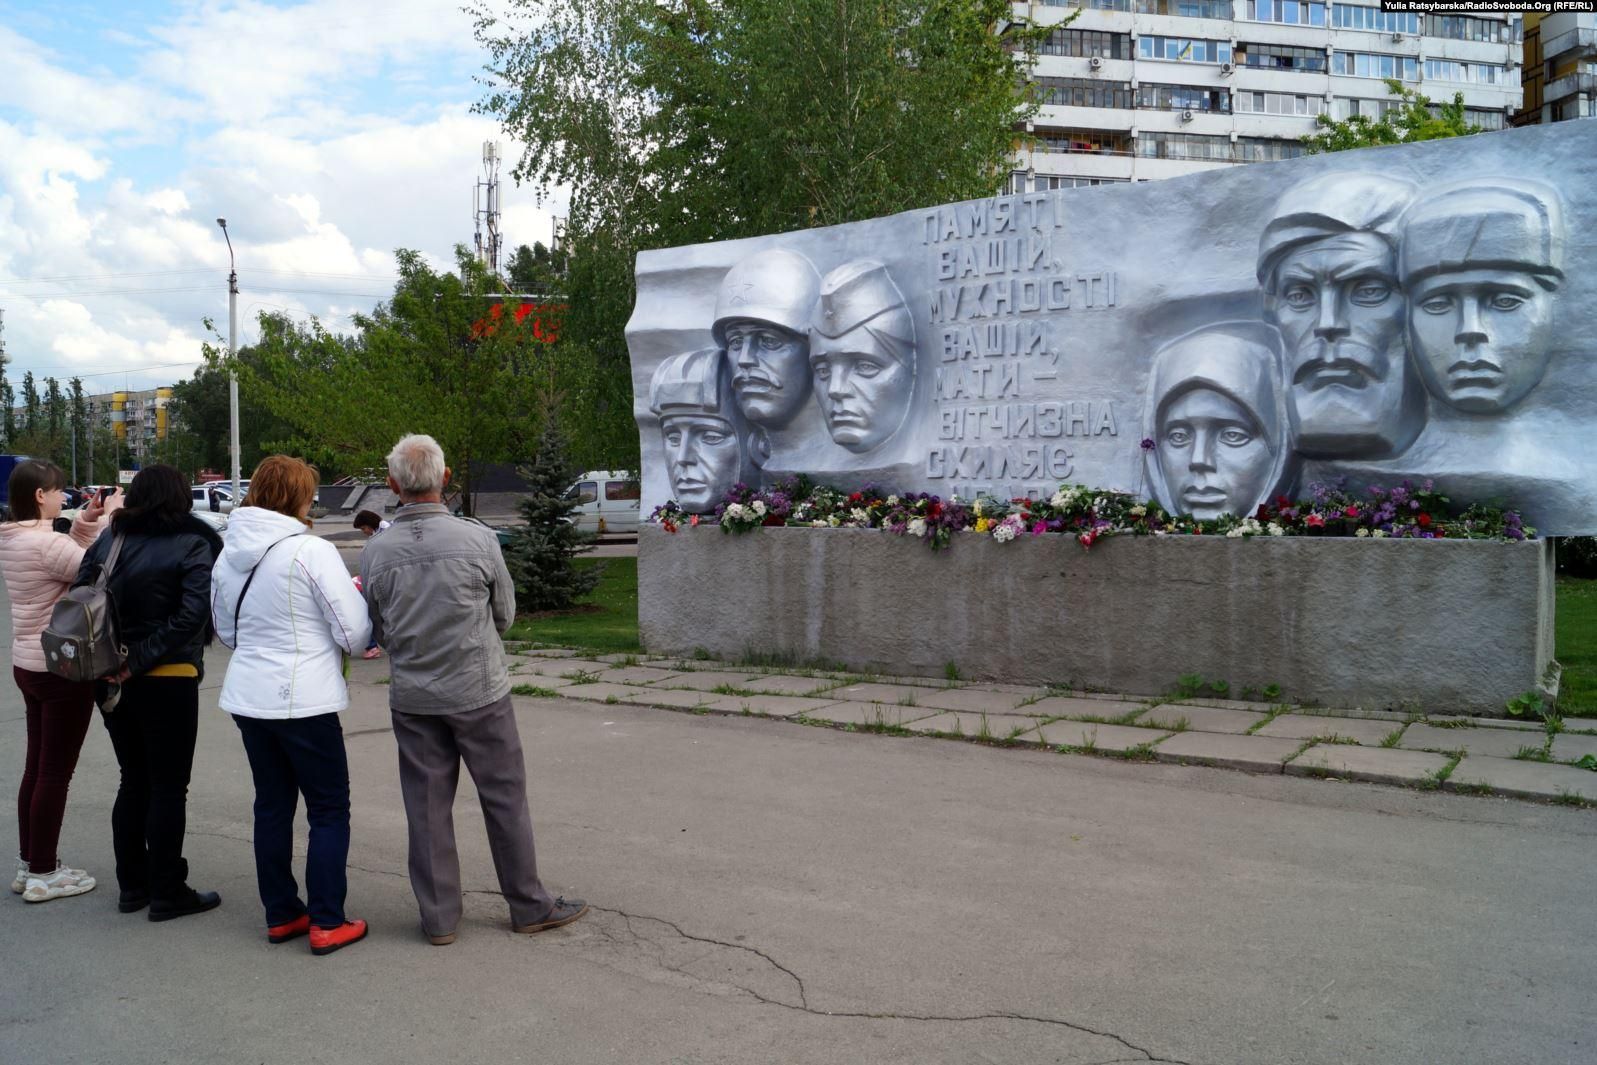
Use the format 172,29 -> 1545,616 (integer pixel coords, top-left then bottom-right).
1143,323 -> 1294,521
649,348 -> 756,513
627,122 -> 1597,531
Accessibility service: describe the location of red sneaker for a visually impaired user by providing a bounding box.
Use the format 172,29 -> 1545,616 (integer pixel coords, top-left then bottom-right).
267,914 -> 311,943
309,919 -> 368,956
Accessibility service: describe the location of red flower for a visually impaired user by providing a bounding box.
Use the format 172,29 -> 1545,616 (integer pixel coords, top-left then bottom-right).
1344,505 -> 1360,518
1417,513 -> 1432,527
927,502 -> 943,520
1306,514 -> 1325,528
848,492 -> 863,503
662,520 -> 677,534
690,514 -> 700,527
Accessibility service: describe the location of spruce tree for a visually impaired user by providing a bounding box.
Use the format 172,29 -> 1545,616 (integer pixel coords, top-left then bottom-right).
503,417 -> 601,611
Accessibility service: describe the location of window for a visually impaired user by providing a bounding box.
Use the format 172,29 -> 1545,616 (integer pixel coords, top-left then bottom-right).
1034,175 -> 1131,189
1462,107 -> 1506,130
1236,137 -> 1307,162
1424,59 -> 1502,85
1238,43 -> 1327,72
1330,4 -> 1419,34
1139,36 -> 1232,65
1034,128 -> 1134,154
1138,83 -> 1231,112
1247,0 -> 1327,27
1235,91 -> 1326,116
1137,0 -> 1231,16
1037,77 -> 1134,109
1334,96 -> 1402,120
566,481 -> 598,505
1426,14 -> 1516,43
1331,52 -> 1419,80
605,480 -> 640,502
1136,131 -> 1233,161
1042,29 -> 1130,59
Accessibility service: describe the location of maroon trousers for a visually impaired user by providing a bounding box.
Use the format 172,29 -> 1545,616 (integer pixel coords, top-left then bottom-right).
14,668 -> 95,874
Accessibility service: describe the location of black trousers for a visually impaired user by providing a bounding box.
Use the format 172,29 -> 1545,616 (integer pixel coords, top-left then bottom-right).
102,676 -> 200,901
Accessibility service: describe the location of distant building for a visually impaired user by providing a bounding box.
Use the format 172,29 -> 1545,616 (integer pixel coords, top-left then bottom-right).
1517,12 -> 1596,124
1009,1 -> 1523,192
86,387 -> 172,465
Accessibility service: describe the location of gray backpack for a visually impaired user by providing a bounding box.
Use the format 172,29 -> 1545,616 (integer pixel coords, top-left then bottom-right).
41,533 -> 127,684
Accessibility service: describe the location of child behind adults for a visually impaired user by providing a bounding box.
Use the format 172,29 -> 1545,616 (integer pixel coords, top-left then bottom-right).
210,456 -> 373,955
351,511 -> 388,659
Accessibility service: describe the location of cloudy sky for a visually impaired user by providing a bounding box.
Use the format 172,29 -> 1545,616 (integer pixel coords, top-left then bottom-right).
0,0 -> 558,395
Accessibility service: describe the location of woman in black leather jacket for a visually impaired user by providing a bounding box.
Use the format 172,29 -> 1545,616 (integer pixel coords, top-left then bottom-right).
75,465 -> 224,921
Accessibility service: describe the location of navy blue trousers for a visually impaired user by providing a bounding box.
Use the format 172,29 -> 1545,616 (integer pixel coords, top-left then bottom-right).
233,713 -> 351,929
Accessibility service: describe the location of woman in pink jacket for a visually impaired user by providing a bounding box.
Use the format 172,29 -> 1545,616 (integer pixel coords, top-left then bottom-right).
1,460 -> 114,903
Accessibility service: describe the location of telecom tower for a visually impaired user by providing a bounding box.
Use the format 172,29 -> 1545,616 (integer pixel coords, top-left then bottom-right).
473,141 -> 503,275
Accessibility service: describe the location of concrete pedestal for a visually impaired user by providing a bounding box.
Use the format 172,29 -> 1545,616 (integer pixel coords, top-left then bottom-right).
638,526 -> 1556,716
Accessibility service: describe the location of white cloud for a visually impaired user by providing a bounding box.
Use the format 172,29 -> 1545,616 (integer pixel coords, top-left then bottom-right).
0,1 -> 566,395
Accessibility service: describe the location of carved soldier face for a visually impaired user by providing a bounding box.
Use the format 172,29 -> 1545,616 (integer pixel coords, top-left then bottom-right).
661,413 -> 742,512
1407,269 -> 1556,414
1157,388 -> 1275,521
722,319 -> 810,427
810,339 -> 913,453
1268,233 -> 1420,457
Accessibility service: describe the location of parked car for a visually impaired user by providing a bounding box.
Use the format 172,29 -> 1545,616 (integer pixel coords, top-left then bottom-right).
563,470 -> 640,534
192,483 -> 234,513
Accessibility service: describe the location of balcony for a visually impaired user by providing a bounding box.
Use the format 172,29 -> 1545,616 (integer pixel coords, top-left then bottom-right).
1545,71 -> 1597,104
1543,27 -> 1597,64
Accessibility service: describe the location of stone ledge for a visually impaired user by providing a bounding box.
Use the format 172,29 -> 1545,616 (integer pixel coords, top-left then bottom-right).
1152,732 -> 1302,773
1286,745 -> 1451,787
1445,755 -> 1597,802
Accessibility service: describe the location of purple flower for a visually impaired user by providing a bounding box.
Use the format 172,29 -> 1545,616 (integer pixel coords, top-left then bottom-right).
1140,438 -> 1156,452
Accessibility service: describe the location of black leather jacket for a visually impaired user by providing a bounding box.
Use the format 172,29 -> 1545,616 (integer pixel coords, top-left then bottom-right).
74,516 -> 225,678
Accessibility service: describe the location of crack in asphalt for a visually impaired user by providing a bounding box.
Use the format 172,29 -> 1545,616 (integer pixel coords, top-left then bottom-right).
190,834 -> 1194,1064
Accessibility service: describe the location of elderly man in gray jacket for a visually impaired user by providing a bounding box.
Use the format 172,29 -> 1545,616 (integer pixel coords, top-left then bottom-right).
361,433 -> 587,944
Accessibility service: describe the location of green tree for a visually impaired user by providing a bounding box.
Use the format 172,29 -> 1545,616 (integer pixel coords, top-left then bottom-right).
229,248 -> 568,513
473,0 -> 1046,466
20,371 -> 38,437
0,355 -> 12,451
505,241 -> 567,297
502,415 -> 601,611
1303,79 -> 1481,154
155,356 -> 301,477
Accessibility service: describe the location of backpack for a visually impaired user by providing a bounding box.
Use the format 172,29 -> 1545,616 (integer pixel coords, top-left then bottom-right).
41,533 -> 127,684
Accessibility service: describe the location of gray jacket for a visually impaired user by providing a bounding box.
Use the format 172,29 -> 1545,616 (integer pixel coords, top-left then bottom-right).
360,503 -> 515,714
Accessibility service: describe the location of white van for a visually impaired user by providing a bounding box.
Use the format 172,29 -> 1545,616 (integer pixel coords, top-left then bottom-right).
564,470 -> 640,534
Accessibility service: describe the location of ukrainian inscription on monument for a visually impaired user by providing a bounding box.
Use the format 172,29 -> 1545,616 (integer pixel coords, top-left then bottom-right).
627,122 -> 1597,532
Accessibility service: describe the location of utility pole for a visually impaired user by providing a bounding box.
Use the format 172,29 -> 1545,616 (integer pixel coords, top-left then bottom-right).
70,409 -> 77,483
217,218 -> 242,495
473,141 -> 503,275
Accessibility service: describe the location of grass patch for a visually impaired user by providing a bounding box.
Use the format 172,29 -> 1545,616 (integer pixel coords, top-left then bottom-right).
503,558 -> 640,654
1378,726 -> 1406,748
1557,577 -> 1597,718
709,683 -> 757,696
510,684 -> 561,698
1244,704 -> 1293,735
560,669 -> 601,685
1513,745 -> 1552,762
1419,751 -> 1464,790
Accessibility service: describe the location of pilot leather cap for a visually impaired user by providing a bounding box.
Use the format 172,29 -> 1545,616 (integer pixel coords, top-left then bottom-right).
649,347 -> 732,416
1257,172 -> 1416,291
711,249 -> 821,346
1400,180 -> 1564,288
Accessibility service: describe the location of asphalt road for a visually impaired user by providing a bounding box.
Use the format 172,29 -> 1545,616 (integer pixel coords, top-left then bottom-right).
0,590 -> 1593,1064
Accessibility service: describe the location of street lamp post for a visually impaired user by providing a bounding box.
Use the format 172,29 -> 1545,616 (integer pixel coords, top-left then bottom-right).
217,218 -> 241,497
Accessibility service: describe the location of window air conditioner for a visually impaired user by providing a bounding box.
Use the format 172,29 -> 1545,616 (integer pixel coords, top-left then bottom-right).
1219,62 -> 1235,76
1181,109 -> 1195,122
1392,32 -> 1404,43
1089,55 -> 1103,70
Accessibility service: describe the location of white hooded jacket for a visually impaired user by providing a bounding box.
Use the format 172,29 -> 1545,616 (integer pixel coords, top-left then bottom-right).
210,506 -> 372,719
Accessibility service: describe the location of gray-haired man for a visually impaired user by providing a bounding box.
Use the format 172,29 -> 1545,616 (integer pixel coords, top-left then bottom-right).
360,433 -> 587,944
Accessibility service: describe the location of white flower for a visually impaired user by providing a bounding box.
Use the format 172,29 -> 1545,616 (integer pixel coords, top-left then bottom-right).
1372,528 -> 1389,538
1049,491 -> 1068,508
1267,522 -> 1285,537
810,520 -> 827,528
1129,505 -> 1147,518
973,499 -> 985,517
1093,496 -> 1106,509
907,517 -> 927,538
724,503 -> 746,521
886,495 -> 899,506
850,507 -> 870,524
752,500 -> 767,516
1226,526 -> 1245,539
828,515 -> 840,527
1355,527 -> 1370,538
992,522 -> 1016,543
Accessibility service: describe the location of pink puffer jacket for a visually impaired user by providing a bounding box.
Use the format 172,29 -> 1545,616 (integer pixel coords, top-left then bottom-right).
0,516 -> 107,674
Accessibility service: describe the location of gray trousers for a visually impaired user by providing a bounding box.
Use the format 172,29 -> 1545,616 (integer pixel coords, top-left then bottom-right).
391,694 -> 555,934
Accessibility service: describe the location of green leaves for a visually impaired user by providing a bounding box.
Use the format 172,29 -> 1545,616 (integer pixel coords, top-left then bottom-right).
1303,79 -> 1481,155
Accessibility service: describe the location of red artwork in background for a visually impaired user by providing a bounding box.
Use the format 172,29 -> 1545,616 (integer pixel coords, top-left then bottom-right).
471,301 -> 565,342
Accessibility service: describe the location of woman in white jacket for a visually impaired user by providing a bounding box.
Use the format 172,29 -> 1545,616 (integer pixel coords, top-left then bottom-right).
210,456 -> 372,956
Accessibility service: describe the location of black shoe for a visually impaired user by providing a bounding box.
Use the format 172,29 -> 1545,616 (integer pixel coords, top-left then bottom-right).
148,889 -> 221,922
118,891 -> 150,914
512,896 -> 589,934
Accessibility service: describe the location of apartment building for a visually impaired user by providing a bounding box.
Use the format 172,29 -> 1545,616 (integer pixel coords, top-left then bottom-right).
86,387 -> 172,465
1010,0 -> 1523,191
1517,12 -> 1596,124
